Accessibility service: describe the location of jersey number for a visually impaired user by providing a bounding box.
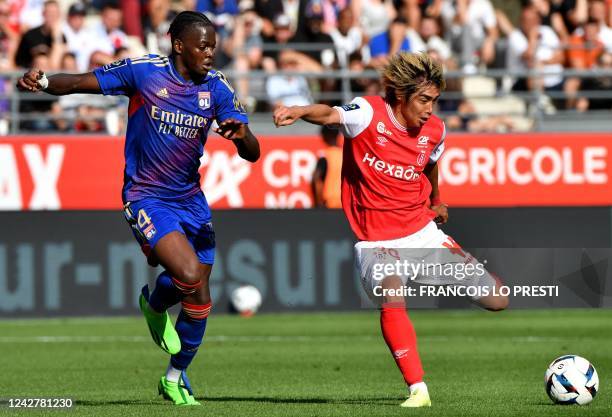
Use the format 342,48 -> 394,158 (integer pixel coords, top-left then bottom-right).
137,209 -> 152,229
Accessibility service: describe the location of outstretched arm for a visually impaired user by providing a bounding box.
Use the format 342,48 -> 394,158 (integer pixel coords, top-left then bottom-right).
273,104 -> 341,127
16,69 -> 102,95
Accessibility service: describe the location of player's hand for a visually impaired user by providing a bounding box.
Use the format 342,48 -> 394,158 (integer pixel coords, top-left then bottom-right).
16,69 -> 46,92
431,203 -> 448,225
273,106 -> 300,127
215,118 -> 247,140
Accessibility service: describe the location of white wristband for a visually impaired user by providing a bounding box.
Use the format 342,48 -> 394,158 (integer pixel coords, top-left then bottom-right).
37,73 -> 49,90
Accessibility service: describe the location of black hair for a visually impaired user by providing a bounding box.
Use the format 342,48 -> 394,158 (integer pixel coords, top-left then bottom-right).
101,1 -> 120,10
321,125 -> 339,146
168,11 -> 214,42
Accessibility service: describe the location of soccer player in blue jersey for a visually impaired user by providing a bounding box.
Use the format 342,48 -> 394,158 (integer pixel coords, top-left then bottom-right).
17,11 -> 260,406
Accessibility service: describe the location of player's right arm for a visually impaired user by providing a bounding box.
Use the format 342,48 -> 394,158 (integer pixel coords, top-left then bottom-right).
16,69 -> 101,95
273,104 -> 341,127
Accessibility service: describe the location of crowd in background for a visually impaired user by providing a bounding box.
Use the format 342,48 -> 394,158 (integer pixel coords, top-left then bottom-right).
0,0 -> 611,133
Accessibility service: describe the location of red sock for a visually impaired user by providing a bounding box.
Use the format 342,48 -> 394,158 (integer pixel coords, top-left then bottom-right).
380,302 -> 424,385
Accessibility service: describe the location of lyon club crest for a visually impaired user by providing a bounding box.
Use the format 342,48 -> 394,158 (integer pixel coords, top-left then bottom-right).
198,92 -> 211,109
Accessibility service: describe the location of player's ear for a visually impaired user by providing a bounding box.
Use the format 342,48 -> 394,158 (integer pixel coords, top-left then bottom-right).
173,38 -> 183,55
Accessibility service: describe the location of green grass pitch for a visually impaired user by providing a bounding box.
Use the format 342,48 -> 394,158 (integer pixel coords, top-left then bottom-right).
0,309 -> 610,416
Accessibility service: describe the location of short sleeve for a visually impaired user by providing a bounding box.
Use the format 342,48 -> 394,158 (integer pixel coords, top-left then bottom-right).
481,0 -> 497,29
429,122 -> 446,163
212,71 -> 249,124
333,97 -> 373,138
93,58 -> 137,96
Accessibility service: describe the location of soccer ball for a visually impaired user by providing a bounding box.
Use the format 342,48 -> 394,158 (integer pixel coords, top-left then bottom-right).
545,355 -> 599,405
230,285 -> 263,317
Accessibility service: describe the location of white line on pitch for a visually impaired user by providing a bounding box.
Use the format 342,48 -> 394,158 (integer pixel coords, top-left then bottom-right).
0,335 -> 574,343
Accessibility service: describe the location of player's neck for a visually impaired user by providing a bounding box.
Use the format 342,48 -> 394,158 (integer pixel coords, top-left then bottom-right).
391,103 -> 419,131
171,55 -> 206,84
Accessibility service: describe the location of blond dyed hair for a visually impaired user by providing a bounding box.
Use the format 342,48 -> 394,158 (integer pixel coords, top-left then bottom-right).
381,52 -> 445,105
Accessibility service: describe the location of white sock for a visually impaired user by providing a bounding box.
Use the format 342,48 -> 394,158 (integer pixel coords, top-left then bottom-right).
409,382 -> 428,395
166,364 -> 182,383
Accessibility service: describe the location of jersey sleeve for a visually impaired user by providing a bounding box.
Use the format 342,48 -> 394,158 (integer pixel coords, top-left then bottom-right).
333,97 -> 373,138
428,121 -> 446,164
212,71 -> 249,124
93,58 -> 137,96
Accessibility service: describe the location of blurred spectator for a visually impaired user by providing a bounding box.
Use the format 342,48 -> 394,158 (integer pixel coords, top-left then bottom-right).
262,13 -> 294,71
226,10 -> 263,110
567,18 -> 604,69
0,0 -> 17,131
368,20 -> 410,68
63,2 -> 96,72
143,0 -> 176,55
88,49 -> 115,69
0,0 -> 18,69
580,0 -> 612,53
576,51 -> 612,111
528,0 -> 570,42
441,0 -> 498,71
318,0 -> 349,34
89,2 -> 129,57
565,18 -> 604,109
255,0 -> 305,37
18,52 -> 58,131
290,2 -> 336,67
395,0 -> 443,31
352,0 -> 396,40
498,6 -> 564,94
329,7 -> 365,68
18,0 -> 44,32
312,125 -> 342,208
551,0 -> 587,36
262,14 -> 322,72
407,15 -> 451,62
198,0 -> 239,68
265,49 -> 313,107
120,0 -> 142,39
348,51 -> 371,93
197,0 -> 239,19
15,0 -> 65,69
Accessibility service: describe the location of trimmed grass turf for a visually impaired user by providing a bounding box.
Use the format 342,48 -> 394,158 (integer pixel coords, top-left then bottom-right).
0,309 -> 610,416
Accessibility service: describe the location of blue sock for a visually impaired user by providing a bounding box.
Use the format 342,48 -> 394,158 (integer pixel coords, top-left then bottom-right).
170,311 -> 208,370
148,271 -> 183,312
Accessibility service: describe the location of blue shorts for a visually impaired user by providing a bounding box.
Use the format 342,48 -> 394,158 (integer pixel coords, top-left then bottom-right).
123,193 -> 215,265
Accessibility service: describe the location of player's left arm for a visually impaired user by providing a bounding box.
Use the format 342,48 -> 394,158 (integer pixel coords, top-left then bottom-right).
215,120 -> 260,162
426,122 -> 448,224
213,72 -> 260,162
424,162 -> 448,224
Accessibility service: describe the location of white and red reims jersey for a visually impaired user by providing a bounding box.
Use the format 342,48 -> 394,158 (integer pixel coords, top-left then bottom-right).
334,96 -> 446,241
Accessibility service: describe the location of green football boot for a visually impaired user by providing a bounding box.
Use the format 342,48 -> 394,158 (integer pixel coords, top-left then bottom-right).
158,375 -> 201,406
139,285 -> 181,355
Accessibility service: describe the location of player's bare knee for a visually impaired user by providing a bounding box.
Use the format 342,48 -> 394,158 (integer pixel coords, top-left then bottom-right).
381,275 -> 405,306
180,261 -> 203,284
171,261 -> 204,295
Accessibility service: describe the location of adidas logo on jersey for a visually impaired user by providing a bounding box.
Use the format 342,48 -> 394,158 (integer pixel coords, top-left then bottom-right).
156,88 -> 169,98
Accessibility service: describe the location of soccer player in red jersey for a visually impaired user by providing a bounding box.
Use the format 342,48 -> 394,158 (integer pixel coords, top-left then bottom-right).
273,52 -> 508,407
